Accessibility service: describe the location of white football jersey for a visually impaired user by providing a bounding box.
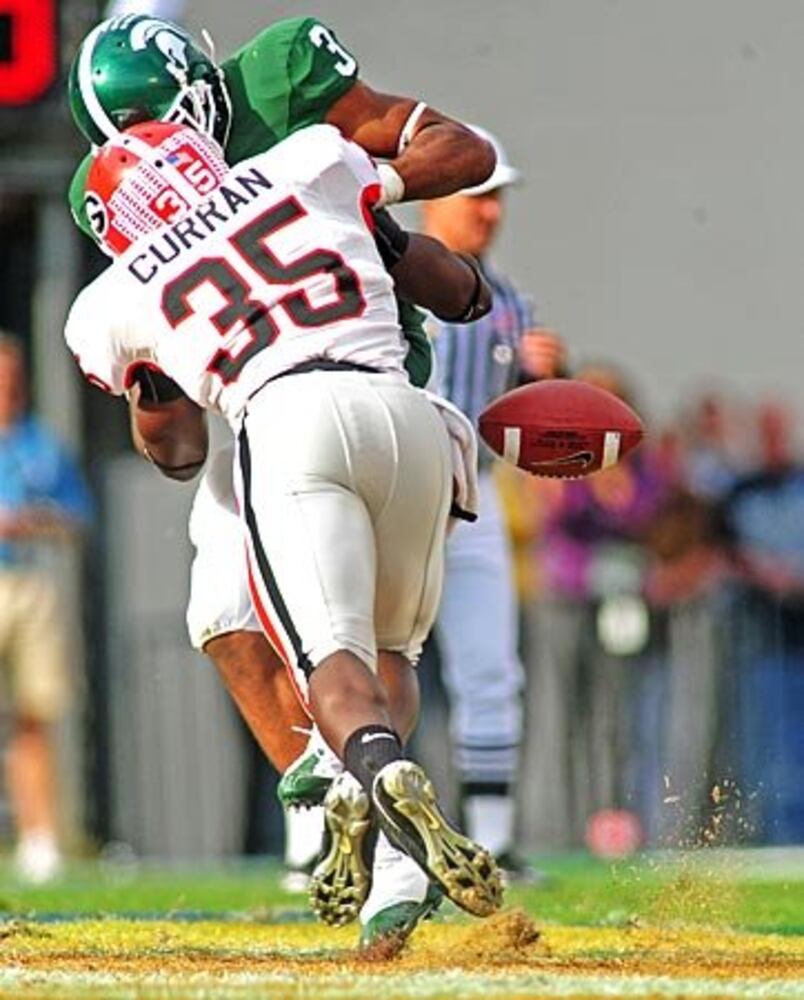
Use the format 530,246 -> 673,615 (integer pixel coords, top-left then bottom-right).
65,126 -> 407,423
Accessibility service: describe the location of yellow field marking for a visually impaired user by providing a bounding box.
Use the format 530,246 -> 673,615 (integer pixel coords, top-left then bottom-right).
0,912 -> 800,999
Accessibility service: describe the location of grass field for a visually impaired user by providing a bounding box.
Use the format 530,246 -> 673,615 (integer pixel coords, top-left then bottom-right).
0,849 -> 800,998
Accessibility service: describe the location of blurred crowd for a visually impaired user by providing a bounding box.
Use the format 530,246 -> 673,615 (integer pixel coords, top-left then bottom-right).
495,348 -> 804,852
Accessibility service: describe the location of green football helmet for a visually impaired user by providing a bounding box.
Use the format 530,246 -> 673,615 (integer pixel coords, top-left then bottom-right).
68,14 -> 232,148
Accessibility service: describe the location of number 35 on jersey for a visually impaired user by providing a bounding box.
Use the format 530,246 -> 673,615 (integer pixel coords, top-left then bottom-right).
65,125 -> 408,425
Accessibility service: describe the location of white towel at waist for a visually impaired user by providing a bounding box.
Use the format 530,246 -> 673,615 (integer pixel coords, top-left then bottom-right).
422,390 -> 479,522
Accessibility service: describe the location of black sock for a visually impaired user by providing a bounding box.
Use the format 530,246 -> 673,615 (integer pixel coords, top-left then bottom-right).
343,725 -> 403,794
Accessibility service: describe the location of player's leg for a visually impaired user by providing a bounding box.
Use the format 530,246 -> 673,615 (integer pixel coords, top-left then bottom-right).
308,650 -> 431,944
190,443 -> 421,898
365,378 -> 502,936
238,471 -> 393,923
237,373 -> 502,927
305,650 -> 424,945
186,445 -> 336,878
358,655 -> 435,953
377,652 -> 419,743
308,652 -> 396,756
276,653 -> 417,816
236,379 -> 397,925
207,630 -> 308,772
187,447 -> 312,773
436,469 -> 526,870
204,628 -> 337,882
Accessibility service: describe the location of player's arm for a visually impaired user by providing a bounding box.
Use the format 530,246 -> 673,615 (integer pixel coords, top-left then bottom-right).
128,368 -> 208,483
266,17 -> 494,203
65,282 -> 207,481
373,207 -> 492,322
326,85 -> 495,203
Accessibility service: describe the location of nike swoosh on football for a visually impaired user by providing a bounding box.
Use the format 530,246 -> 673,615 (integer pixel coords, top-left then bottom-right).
529,450 -> 595,470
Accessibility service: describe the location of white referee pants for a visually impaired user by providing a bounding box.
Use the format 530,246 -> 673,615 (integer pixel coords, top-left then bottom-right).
234,370 -> 453,700
436,468 -> 525,786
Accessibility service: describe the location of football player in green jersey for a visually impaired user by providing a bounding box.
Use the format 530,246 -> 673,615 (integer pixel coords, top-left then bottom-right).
68,15 -> 494,212
67,12 -> 496,953
68,13 -> 494,388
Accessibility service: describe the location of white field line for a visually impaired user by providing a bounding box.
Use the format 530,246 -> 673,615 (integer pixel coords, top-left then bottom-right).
0,967 -> 802,1000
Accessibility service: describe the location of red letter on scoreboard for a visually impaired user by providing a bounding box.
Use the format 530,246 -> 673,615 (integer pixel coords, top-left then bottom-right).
0,0 -> 57,106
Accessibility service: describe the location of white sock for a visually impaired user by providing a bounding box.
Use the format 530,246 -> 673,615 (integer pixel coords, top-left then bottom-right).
283,805 -> 324,869
359,831 -> 429,925
463,794 -> 515,858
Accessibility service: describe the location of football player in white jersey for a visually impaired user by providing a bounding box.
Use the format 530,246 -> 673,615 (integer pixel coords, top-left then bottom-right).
66,121 -> 502,928
107,131 -> 491,944
68,10 -> 498,948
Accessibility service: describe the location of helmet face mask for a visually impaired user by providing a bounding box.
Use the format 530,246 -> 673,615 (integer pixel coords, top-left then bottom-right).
69,15 -> 232,148
163,74 -> 231,141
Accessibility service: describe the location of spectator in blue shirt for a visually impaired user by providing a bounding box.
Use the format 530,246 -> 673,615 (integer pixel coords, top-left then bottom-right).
0,332 -> 92,881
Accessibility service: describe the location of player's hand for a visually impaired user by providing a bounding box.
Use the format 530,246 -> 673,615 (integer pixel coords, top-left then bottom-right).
519,327 -> 566,380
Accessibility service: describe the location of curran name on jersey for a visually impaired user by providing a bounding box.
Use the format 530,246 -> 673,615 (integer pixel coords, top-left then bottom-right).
127,166 -> 273,285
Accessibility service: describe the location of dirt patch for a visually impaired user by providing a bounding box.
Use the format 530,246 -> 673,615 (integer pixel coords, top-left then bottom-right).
0,914 -> 802,990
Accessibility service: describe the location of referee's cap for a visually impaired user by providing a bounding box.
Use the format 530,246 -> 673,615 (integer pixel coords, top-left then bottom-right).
460,125 -> 521,197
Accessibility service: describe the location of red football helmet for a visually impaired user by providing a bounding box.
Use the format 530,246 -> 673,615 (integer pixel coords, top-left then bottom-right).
85,120 -> 228,255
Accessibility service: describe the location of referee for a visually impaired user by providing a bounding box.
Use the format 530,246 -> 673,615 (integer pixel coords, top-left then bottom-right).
421,127 -> 547,877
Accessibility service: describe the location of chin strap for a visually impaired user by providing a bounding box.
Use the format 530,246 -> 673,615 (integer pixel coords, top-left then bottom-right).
200,27 -> 217,62
200,28 -> 232,146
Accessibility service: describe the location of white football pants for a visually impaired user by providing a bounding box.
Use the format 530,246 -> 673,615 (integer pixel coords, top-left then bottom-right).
234,370 -> 453,699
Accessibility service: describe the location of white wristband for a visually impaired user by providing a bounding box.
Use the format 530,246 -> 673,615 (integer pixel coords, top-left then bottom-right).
377,163 -> 406,207
397,101 -> 428,155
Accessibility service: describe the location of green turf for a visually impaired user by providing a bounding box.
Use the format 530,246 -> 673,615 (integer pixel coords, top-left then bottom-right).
0,852 -> 799,1000
506,853 -> 804,933
0,851 -> 799,934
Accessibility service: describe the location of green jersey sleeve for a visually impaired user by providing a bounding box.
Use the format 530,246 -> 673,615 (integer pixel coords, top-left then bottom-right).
68,155 -> 94,240
399,302 -> 433,388
223,17 -> 359,164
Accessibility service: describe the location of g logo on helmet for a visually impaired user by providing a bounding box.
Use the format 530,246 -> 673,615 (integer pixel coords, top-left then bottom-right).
84,191 -> 109,238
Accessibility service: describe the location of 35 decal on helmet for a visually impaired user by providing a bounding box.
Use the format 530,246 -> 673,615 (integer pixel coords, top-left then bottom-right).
68,14 -> 232,148
85,120 -> 229,256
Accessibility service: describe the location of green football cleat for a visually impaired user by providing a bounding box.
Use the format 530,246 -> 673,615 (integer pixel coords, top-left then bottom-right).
372,761 -> 503,919
309,774 -> 377,927
277,746 -> 336,810
359,882 -> 443,956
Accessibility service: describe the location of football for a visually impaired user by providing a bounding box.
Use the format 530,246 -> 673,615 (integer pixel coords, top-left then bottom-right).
478,378 -> 645,478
